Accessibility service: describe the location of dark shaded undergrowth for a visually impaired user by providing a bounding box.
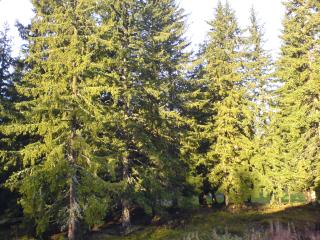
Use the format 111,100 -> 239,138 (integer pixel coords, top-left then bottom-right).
1,203 -> 320,239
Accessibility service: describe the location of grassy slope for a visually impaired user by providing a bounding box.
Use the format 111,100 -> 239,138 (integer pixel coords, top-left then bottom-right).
100,204 -> 320,240
0,193 -> 315,239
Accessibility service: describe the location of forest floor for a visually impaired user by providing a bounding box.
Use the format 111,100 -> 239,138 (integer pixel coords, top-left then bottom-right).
2,200 -> 320,239
87,203 -> 320,240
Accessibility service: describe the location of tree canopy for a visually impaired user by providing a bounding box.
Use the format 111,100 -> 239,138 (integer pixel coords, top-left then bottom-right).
0,0 -> 319,239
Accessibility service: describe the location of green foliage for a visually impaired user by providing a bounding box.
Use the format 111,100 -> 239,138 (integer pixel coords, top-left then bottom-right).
3,0 -> 123,235
0,23 -> 23,217
1,0 -> 319,238
269,0 -> 320,199
188,1 -> 255,204
108,0 -> 191,217
242,7 -> 276,202
2,0 -> 191,236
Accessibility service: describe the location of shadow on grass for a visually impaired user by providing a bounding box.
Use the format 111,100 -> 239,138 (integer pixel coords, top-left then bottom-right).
89,204 -> 320,240
1,204 -> 320,239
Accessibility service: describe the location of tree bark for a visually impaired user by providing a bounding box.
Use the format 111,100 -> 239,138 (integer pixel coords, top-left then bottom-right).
121,155 -> 131,234
211,191 -> 217,207
68,54 -> 79,239
304,190 -> 311,203
68,116 -> 78,240
121,199 -> 131,234
67,2 -> 80,238
224,193 -> 229,207
68,175 -> 78,240
199,192 -> 207,207
270,191 -> 274,205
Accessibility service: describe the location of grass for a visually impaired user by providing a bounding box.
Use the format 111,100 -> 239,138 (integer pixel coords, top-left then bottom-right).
0,193 -> 316,240
98,203 -> 320,240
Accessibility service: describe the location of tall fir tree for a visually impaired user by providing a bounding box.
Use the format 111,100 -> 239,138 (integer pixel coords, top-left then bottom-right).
186,1 -> 255,206
300,0 -> 320,197
181,45 -> 215,205
274,0 -> 317,201
2,1 -> 124,238
0,24 -> 21,216
206,1 -> 254,206
0,24 -> 15,124
137,0 -> 191,211
108,0 -> 190,232
243,7 -> 275,202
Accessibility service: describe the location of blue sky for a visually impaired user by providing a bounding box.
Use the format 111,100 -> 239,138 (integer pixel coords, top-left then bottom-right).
0,0 -> 285,57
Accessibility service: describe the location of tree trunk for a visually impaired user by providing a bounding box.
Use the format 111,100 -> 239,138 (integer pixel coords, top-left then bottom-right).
68,68 -> 79,240
199,192 -> 207,207
304,190 -> 312,203
121,199 -> 131,234
224,193 -> 229,207
121,155 -> 131,234
270,191 -> 274,205
310,190 -> 316,204
68,116 -> 78,240
211,191 -> 217,207
68,176 -> 78,240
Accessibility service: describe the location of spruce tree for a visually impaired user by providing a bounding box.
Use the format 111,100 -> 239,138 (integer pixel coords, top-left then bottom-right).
2,1 -> 121,238
208,1 -> 253,205
274,0 -> 317,200
243,7 -> 274,202
0,24 -> 20,216
0,24 -> 18,151
138,0 -> 191,211
106,1 -> 142,232
108,0 -> 190,231
0,24 -> 14,124
189,1 -> 254,206
245,7 -> 273,136
301,0 -> 320,197
181,45 -> 218,206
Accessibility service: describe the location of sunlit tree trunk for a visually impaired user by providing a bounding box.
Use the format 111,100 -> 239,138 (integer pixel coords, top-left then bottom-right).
68,173 -> 78,240
68,74 -> 79,240
270,191 -> 275,205
224,193 -> 229,207
288,188 -> 291,205
121,155 -> 131,234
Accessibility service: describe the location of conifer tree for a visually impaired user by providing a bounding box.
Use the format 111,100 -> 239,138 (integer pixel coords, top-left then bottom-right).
274,0 -> 317,200
2,1 -> 122,238
190,1 -> 254,206
138,0 -> 191,210
208,1 -> 255,206
181,45 -> 218,205
0,24 -> 14,124
106,1 -> 142,232
107,0 -> 190,232
245,7 -> 273,136
0,24 -> 20,216
300,0 -> 320,196
243,7 -> 274,202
